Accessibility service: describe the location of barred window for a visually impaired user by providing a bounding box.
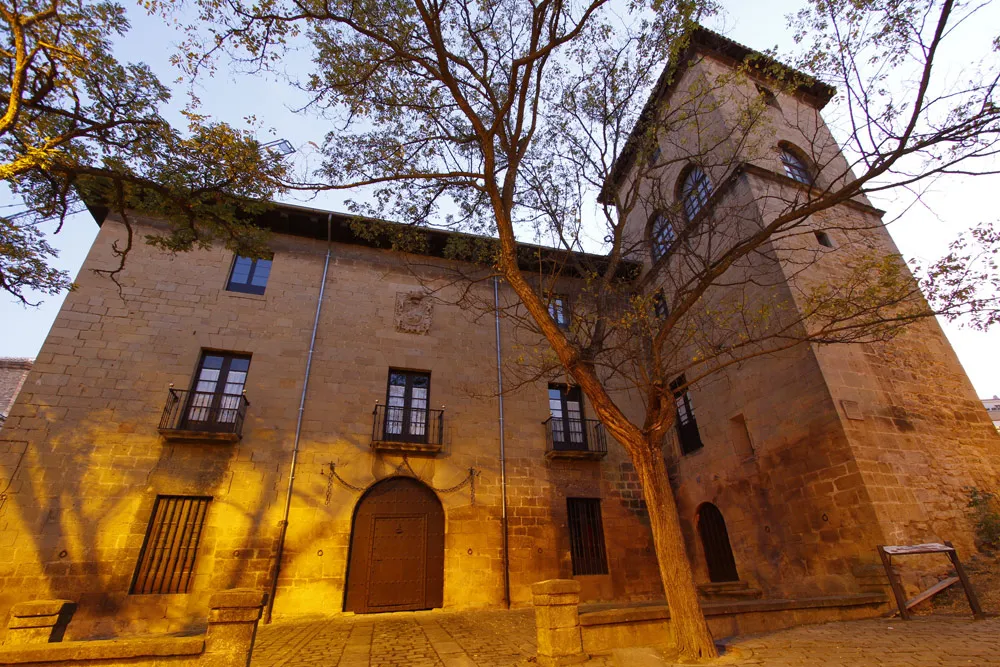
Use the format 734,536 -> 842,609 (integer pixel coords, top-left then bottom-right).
567,498 -> 609,575
130,496 -> 211,595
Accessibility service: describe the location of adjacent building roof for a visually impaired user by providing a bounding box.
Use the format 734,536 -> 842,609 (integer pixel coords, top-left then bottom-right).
84,198 -> 640,281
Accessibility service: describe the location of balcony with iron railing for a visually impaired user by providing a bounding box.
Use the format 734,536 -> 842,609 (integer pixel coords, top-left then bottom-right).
158,385 -> 250,442
543,417 -> 608,460
371,402 -> 444,454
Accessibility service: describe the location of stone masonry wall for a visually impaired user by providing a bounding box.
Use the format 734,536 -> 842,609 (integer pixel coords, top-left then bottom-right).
0,215 -> 663,639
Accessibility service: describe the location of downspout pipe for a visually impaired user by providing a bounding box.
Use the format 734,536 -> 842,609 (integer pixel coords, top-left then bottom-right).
265,213 -> 333,624
494,276 -> 511,608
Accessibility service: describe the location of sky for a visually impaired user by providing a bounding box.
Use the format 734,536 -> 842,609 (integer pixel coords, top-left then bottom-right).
2,0 -> 999,397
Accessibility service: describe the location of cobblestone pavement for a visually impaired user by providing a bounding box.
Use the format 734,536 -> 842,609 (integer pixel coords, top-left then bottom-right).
251,611 -> 1000,667
717,617 -> 1000,666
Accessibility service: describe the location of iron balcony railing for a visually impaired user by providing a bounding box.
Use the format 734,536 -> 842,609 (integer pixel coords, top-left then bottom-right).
371,403 -> 444,449
158,386 -> 250,441
543,417 -> 608,457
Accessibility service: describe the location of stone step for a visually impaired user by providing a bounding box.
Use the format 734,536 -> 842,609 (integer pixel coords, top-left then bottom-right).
698,581 -> 763,600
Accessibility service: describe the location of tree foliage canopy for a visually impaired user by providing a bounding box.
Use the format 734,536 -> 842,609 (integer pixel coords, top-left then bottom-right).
1,0 -> 288,302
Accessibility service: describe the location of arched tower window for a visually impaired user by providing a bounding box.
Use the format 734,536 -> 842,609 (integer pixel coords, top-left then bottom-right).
649,212 -> 678,260
697,503 -> 739,583
779,145 -> 812,184
679,166 -> 712,221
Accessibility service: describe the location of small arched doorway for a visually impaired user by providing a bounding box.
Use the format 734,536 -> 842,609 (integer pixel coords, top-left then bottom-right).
344,477 -> 445,613
697,503 -> 739,583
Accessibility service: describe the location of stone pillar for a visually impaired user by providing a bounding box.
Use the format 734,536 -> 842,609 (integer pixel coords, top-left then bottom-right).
531,579 -> 587,666
2,600 -> 75,646
203,589 -> 268,667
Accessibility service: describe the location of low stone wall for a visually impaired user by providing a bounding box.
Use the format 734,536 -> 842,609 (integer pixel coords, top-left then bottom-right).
531,579 -> 888,663
0,590 -> 265,667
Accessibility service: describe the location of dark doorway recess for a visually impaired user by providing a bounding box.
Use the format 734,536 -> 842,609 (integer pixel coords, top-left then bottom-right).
698,503 -> 739,583
344,477 -> 445,613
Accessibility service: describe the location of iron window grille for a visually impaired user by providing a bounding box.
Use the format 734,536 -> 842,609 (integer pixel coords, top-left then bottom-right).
567,498 -> 609,575
548,295 -> 570,329
226,254 -> 273,295
650,213 -> 678,261
680,167 -> 712,221
671,374 -> 704,455
130,495 -> 211,595
780,149 -> 812,184
543,416 -> 607,456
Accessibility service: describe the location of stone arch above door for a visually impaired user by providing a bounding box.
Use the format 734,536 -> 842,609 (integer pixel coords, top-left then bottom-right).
344,476 -> 445,613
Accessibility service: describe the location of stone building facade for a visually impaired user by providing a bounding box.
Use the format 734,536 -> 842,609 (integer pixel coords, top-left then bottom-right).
0,28 -> 997,640
605,28 -> 1000,597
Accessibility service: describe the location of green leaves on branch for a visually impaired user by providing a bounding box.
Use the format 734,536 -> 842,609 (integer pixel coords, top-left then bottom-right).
2,0 -> 288,302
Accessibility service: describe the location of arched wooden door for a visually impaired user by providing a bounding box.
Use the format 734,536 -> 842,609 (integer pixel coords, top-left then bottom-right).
697,503 -> 739,583
344,477 -> 445,613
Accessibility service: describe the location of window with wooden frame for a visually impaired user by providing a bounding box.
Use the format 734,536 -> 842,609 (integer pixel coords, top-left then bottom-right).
548,295 -> 571,329
185,352 -> 251,429
679,166 -> 713,221
650,213 -> 678,261
384,370 -> 431,443
567,498 -> 609,575
130,496 -> 211,595
670,375 -> 704,455
226,254 -> 273,295
548,384 -> 587,450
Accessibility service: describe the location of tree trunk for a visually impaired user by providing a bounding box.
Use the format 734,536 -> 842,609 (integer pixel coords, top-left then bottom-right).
631,440 -> 718,661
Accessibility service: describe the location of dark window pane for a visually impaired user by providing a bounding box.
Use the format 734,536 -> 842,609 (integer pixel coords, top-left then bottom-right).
670,375 -> 703,454
202,355 -> 224,369
229,358 -> 250,372
250,259 -> 272,286
229,257 -> 253,285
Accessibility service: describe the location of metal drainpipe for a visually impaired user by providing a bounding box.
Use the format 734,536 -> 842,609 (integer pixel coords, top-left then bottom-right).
494,276 -> 511,608
264,213 -> 333,624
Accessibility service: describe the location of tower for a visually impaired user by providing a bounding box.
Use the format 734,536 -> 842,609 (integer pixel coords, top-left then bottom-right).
603,27 -> 1000,597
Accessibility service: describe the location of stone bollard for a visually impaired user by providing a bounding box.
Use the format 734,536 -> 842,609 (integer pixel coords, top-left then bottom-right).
531,579 -> 587,666
2,600 -> 75,646
203,589 -> 268,667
